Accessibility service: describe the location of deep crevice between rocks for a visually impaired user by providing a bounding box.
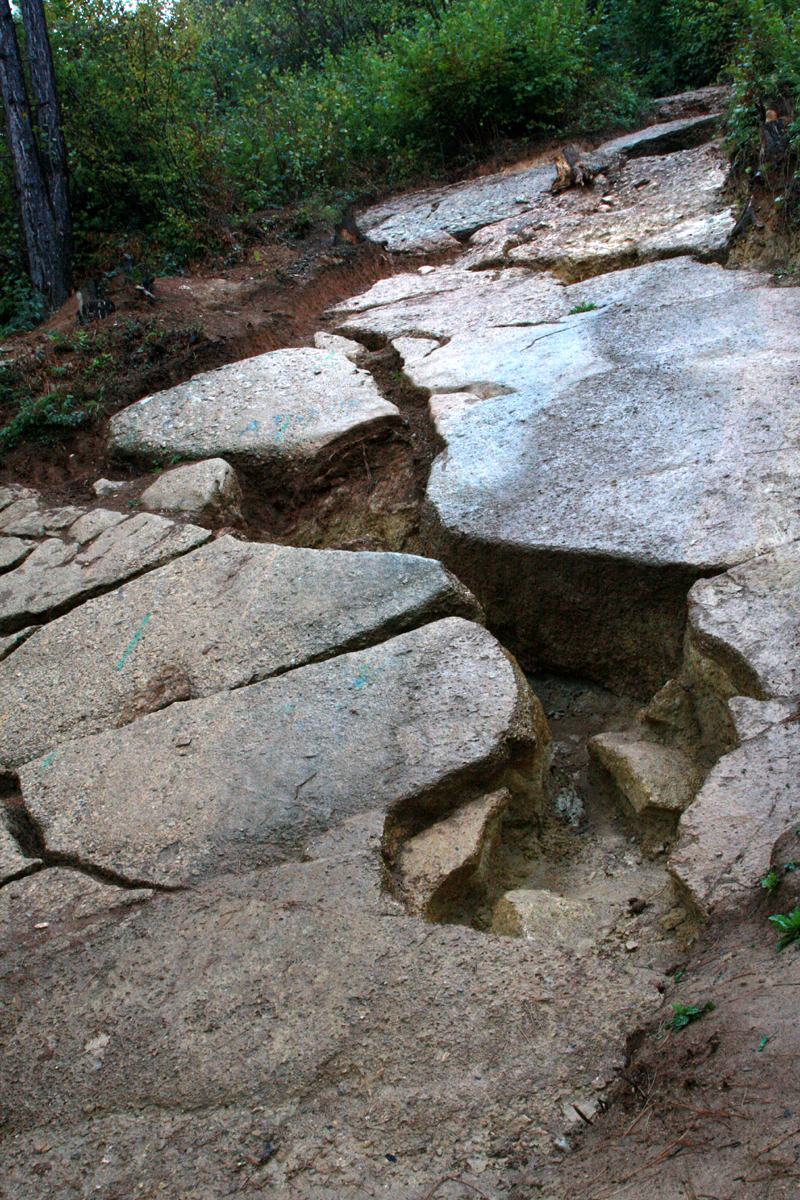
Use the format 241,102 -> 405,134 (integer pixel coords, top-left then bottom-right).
0,776 -> 183,895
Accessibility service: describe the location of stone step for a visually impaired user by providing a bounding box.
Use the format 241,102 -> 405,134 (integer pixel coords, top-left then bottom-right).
10,618 -> 548,888
396,788 -> 511,920
0,536 -> 481,770
589,730 -> 702,822
107,346 -> 400,473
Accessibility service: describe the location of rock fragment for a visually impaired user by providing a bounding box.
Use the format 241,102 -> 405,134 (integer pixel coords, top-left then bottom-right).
140,458 -> 243,522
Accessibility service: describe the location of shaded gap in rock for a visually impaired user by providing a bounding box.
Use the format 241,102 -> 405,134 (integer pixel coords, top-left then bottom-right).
0,784 -> 184,894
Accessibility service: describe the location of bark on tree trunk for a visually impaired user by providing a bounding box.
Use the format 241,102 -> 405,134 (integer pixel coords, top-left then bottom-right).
21,0 -> 72,303
0,0 -> 71,310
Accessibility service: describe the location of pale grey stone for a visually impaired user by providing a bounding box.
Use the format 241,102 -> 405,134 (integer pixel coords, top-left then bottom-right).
18,618 -> 546,887
0,536 -> 482,768
107,347 -> 400,468
687,542 -> 800,704
728,697 -> 797,744
0,537 -> 34,573
491,888 -> 596,947
313,331 -> 365,363
355,115 -> 719,255
466,146 -> 734,278
0,627 -> 35,662
670,722 -> 800,915
331,265 -> 568,342
139,459 -> 243,521
0,513 -> 211,635
1,505 -> 85,538
341,257 -> 800,691
92,478 -> 126,498
68,509 -> 128,544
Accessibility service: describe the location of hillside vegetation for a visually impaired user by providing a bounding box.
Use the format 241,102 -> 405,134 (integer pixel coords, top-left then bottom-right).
0,0 -> 798,332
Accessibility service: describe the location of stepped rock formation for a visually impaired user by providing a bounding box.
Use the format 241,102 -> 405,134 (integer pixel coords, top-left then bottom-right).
2,89 -> 798,1196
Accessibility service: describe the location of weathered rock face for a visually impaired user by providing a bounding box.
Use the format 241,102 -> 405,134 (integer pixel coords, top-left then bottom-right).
465,145 -> 733,279
589,731 -> 702,818
687,542 -> 800,705
0,814 -> 659,1198
0,496 -> 211,635
396,788 -> 513,920
107,346 -> 400,473
491,888 -> 596,949
0,537 -> 481,769
139,458 -> 243,521
17,618 -> 545,887
335,256 -> 800,693
670,721 -> 800,916
356,114 -> 720,256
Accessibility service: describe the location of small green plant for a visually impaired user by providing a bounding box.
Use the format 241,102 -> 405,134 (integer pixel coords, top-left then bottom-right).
761,868 -> 782,893
670,1000 -> 715,1031
568,301 -> 597,315
769,908 -> 800,951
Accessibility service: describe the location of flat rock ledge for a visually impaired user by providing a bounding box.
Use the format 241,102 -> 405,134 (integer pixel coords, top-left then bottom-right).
0,489 -> 210,636
356,113 -> 720,256
14,618 -> 547,888
107,346 -> 400,474
0,536 -> 480,770
335,257 -> 800,694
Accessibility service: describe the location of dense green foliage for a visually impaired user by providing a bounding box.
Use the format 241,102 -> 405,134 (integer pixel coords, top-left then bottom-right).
0,0 -> 798,331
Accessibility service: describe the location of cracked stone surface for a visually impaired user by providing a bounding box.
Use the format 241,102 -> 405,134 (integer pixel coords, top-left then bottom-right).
0,508 -> 211,635
670,721 -> 800,916
0,537 -> 34,573
107,346 -> 400,469
356,114 -> 718,255
0,536 -> 481,769
687,541 -> 800,705
0,821 -> 39,885
0,813 -> 659,1199
464,144 -> 733,279
337,256 -> 800,692
17,618 -> 546,887
0,869 -> 152,948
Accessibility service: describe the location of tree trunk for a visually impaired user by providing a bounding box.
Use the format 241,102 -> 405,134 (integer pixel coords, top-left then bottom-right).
20,0 -> 72,303
0,0 -> 71,310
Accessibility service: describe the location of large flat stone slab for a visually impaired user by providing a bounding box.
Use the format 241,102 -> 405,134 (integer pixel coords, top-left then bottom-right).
107,347 -> 400,470
339,257 -> 800,692
356,115 -> 718,255
0,537 -> 480,769
331,264 -> 568,342
16,618 -> 545,887
0,510 -> 210,635
670,721 -> 800,916
0,812 -> 659,1198
465,145 -> 734,279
